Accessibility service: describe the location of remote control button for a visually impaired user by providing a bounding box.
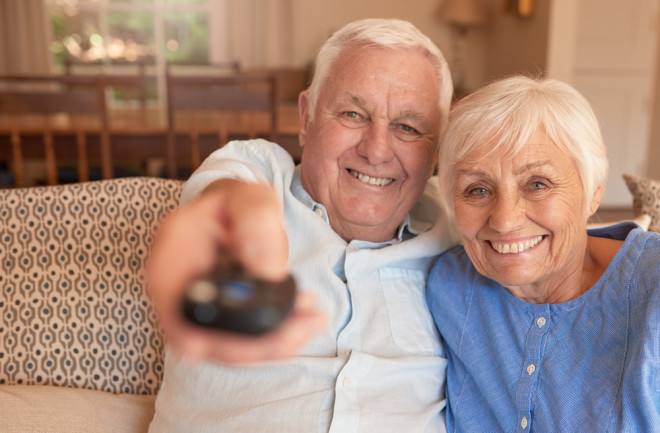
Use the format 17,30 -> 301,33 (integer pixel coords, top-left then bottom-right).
192,303 -> 217,324
187,280 -> 218,303
218,280 -> 256,306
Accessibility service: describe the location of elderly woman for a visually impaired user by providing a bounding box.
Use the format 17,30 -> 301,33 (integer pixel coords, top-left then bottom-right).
427,76 -> 660,432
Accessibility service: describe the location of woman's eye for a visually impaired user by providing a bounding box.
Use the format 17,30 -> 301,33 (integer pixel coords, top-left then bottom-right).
468,187 -> 488,196
530,181 -> 548,190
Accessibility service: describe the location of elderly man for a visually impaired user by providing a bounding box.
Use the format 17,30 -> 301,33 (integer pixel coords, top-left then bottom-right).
147,18 -> 456,433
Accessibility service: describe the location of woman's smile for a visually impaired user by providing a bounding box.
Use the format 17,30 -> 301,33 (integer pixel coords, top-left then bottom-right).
489,235 -> 544,254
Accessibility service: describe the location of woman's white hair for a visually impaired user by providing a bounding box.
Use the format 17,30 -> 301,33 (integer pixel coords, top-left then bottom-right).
438,75 -> 609,213
306,18 -> 453,135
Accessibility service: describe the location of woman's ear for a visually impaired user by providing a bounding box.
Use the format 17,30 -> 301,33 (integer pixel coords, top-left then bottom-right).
298,90 -> 310,148
588,182 -> 605,217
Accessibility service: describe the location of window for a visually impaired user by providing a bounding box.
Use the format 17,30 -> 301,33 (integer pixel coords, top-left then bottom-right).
46,0 -> 227,105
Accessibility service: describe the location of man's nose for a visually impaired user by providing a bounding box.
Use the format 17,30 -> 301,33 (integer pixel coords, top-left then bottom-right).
488,192 -> 526,233
356,122 -> 395,165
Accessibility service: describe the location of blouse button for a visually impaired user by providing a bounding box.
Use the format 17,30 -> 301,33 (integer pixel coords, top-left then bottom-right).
521,416 -> 528,429
526,364 -> 536,375
315,208 -> 323,217
537,317 -> 546,327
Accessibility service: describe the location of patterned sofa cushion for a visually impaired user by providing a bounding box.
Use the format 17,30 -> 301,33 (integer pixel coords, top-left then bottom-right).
0,177 -> 183,394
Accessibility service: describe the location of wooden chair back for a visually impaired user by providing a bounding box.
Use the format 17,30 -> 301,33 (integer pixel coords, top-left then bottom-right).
165,70 -> 277,178
0,75 -> 112,187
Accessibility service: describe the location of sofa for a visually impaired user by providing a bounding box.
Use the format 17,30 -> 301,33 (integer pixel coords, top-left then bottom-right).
0,173 -> 657,432
0,177 -> 184,432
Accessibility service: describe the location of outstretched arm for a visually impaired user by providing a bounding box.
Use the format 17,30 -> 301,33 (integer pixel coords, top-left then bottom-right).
146,179 -> 326,364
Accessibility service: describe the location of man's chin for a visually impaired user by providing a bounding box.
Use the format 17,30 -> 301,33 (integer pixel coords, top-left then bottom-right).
336,207 -> 405,241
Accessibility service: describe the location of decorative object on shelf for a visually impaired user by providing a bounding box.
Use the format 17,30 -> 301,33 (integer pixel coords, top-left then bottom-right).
503,0 -> 535,18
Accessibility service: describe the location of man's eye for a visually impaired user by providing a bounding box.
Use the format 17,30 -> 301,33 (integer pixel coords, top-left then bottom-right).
392,123 -> 424,142
335,111 -> 369,129
398,124 -> 420,135
342,111 -> 361,120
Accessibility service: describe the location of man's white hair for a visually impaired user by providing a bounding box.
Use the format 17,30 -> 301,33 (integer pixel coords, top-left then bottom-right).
305,18 -> 453,136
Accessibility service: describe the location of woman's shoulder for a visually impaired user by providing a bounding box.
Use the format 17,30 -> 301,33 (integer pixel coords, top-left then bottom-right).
430,244 -> 470,273
428,245 -> 476,296
601,227 -> 660,296
620,226 -> 660,266
631,229 -> 660,275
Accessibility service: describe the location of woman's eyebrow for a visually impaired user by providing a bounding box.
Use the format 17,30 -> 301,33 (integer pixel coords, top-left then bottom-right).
456,169 -> 488,178
513,160 -> 553,175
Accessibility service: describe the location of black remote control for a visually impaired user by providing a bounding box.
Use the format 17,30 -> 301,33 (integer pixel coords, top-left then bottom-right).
182,264 -> 297,335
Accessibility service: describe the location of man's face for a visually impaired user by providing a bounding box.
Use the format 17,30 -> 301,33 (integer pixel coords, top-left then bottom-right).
298,46 -> 442,242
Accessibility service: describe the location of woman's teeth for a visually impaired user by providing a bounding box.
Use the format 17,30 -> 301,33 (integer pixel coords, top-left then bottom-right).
350,169 -> 393,186
491,236 -> 543,254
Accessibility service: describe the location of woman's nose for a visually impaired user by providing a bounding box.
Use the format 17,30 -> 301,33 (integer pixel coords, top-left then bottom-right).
356,123 -> 395,165
488,192 -> 527,233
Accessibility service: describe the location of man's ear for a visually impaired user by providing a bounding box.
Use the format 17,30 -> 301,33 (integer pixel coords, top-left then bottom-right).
431,144 -> 440,175
298,90 -> 310,148
588,182 -> 605,217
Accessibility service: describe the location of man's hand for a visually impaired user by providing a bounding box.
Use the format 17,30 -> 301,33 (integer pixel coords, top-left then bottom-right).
146,179 -> 326,364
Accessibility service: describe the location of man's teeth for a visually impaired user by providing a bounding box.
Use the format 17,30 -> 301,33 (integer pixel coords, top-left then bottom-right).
349,170 -> 393,186
492,236 -> 543,254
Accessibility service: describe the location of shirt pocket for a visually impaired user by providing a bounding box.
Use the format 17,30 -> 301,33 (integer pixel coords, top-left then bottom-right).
380,267 -> 442,356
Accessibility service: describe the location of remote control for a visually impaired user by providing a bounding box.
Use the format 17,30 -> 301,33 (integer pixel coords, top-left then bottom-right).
182,264 -> 297,335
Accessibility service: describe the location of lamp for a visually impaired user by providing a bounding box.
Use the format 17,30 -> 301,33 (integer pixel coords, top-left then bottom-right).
438,0 -> 487,97
439,0 -> 487,30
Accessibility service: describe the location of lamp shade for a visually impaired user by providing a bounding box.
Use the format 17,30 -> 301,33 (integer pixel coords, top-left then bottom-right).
439,0 -> 487,26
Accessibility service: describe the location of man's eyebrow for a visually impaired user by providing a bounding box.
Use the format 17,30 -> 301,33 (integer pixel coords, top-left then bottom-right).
396,109 -> 426,122
345,92 -> 367,107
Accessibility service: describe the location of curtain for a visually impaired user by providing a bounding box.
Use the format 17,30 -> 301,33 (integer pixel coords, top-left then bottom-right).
0,0 -> 52,74
227,0 -> 294,68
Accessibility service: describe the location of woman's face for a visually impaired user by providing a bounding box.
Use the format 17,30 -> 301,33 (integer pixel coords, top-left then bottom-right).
451,130 -> 598,303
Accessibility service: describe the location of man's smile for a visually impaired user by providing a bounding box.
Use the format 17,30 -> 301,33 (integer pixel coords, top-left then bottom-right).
348,169 -> 394,186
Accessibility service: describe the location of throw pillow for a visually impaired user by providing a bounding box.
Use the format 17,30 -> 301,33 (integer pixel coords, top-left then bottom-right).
0,177 -> 183,394
623,173 -> 660,232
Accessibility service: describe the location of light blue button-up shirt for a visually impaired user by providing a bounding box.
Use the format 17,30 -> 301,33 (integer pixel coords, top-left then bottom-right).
149,140 -> 458,433
427,223 -> 660,433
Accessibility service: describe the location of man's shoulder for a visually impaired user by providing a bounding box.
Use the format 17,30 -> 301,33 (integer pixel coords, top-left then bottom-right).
181,139 -> 295,203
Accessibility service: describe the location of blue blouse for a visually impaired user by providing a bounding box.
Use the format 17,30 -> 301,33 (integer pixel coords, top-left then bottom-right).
427,224 -> 660,432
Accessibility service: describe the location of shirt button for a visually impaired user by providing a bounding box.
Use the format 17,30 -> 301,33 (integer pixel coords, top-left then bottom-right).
342,377 -> 351,388
521,416 -> 528,429
526,364 -> 536,375
537,317 -> 546,327
315,208 -> 323,217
